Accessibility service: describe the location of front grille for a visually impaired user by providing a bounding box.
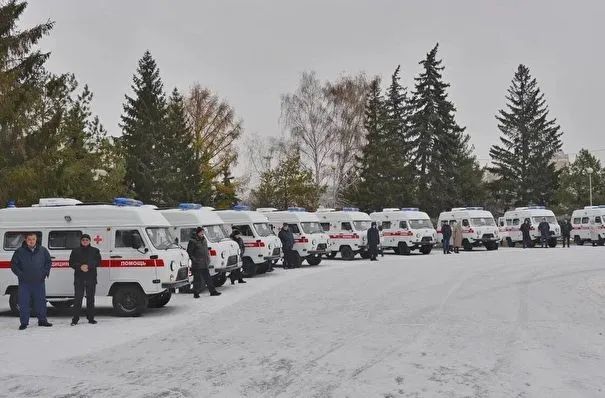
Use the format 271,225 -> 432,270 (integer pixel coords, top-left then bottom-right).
482,233 -> 494,240
317,243 -> 327,251
176,267 -> 189,280
421,237 -> 433,243
227,255 -> 238,266
272,247 -> 281,256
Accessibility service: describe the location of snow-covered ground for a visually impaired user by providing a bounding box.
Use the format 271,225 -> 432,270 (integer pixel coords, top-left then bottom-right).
0,247 -> 604,397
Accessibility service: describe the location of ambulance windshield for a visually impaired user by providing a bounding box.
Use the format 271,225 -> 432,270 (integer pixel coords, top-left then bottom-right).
146,227 -> 178,250
470,218 -> 496,227
409,219 -> 432,229
204,224 -> 226,243
353,220 -> 371,231
301,222 -> 323,234
532,216 -> 556,224
254,223 -> 274,237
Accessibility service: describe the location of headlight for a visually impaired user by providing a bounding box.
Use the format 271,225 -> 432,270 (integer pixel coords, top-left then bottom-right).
416,233 -> 421,238
268,243 -> 272,250
221,251 -> 225,259
312,239 -> 316,246
170,260 -> 175,271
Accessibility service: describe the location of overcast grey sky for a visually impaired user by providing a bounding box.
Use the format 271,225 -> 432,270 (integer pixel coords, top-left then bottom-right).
21,0 -> 605,172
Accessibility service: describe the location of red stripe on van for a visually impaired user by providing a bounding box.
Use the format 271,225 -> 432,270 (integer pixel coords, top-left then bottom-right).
0,259 -> 164,269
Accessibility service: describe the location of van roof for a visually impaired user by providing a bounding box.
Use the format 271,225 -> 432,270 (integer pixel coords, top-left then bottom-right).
314,210 -> 371,222
215,210 -> 270,224
262,210 -> 320,223
438,209 -> 495,219
503,208 -> 556,217
160,208 -> 224,226
0,205 -> 171,228
370,210 -> 430,220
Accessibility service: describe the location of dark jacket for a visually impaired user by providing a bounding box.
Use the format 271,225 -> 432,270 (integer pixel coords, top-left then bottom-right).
11,242 -> 52,284
538,221 -> 550,237
442,224 -> 452,239
187,236 -> 210,269
69,244 -> 102,282
520,222 -> 530,236
278,228 -> 294,250
561,221 -> 572,237
367,226 -> 380,247
230,232 -> 245,255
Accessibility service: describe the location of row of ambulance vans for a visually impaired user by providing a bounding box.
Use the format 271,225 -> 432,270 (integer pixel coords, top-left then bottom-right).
497,205 -> 605,247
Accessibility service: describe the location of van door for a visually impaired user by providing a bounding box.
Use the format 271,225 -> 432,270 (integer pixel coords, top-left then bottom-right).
46,229 -> 83,296
110,228 -> 156,288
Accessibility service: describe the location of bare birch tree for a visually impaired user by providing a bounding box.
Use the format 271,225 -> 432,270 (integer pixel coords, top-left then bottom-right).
280,71 -> 334,187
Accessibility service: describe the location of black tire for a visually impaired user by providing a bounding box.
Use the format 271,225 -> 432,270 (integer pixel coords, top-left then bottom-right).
112,285 -> 148,317
306,255 -> 322,266
485,241 -> 499,251
506,237 -> 514,248
359,251 -> 371,259
548,238 -> 557,248
463,240 -> 473,251
420,245 -> 432,255
340,246 -> 355,261
598,237 -> 605,246
575,236 -> 583,246
211,272 -> 227,287
393,245 -> 400,255
147,291 -> 172,308
399,242 -> 411,255
327,252 -> 337,259
50,300 -> 75,310
242,258 -> 257,277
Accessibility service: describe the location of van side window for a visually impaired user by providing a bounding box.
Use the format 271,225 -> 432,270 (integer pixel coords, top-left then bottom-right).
573,217 -> 581,224
3,231 -> 43,251
381,221 -> 391,229
512,219 -> 520,226
180,228 -> 196,242
48,230 -> 82,250
581,217 -> 590,224
115,230 -> 144,248
506,219 -> 513,226
233,224 -> 254,237
288,224 -> 300,234
341,222 -> 352,231
462,219 -> 470,227
399,221 -> 408,229
595,216 -> 602,224
320,222 -> 330,232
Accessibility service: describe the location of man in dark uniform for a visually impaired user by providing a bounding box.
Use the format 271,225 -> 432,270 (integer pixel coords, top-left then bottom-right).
561,219 -> 572,248
229,228 -> 247,284
187,227 -> 221,298
367,222 -> 380,261
278,223 -> 296,268
69,234 -> 102,325
441,221 -> 452,254
520,219 -> 532,248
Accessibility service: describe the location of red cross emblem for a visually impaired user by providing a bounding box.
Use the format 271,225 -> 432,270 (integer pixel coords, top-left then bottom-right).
93,235 -> 103,244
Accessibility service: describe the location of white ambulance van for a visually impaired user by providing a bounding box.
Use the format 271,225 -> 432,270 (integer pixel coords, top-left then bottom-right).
315,207 -> 372,260
370,208 -> 436,255
257,207 -> 329,266
437,207 -> 500,251
160,203 -> 242,287
0,198 -> 190,317
215,205 -> 282,276
571,205 -> 605,246
502,206 -> 561,247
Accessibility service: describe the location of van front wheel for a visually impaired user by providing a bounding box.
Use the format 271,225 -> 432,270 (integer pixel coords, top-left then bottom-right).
113,285 -> 148,317
306,255 -> 322,266
211,272 -> 227,286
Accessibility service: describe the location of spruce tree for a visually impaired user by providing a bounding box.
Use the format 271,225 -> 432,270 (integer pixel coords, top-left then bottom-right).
488,64 -> 563,207
407,44 -> 481,216
345,77 -> 388,211
158,88 -> 202,206
120,50 -> 167,203
383,65 -> 414,206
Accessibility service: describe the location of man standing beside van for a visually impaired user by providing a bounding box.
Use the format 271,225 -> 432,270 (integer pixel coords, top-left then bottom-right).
10,232 -> 53,330
229,228 -> 247,285
187,227 -> 221,298
278,223 -> 295,268
367,222 -> 380,261
538,218 -> 550,248
441,221 -> 452,254
69,234 -> 101,325
561,219 -> 571,248
520,219 -> 531,248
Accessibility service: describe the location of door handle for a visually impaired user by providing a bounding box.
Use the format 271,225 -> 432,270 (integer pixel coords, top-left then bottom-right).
110,255 -> 122,259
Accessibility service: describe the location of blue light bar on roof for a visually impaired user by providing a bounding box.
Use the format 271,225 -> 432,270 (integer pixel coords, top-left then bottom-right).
342,207 -> 359,212
401,207 -> 419,211
113,197 -> 143,207
527,205 -> 546,209
233,204 -> 250,211
7,200 -> 15,208
288,207 -> 306,212
179,203 -> 202,210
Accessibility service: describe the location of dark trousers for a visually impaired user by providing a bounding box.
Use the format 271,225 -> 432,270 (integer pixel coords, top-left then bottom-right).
369,244 -> 378,260
73,279 -> 96,322
522,233 -> 531,248
541,235 -> 548,247
283,249 -> 297,268
192,268 -> 216,294
18,281 -> 47,326
442,237 -> 451,254
562,235 -> 570,247
229,268 -> 244,283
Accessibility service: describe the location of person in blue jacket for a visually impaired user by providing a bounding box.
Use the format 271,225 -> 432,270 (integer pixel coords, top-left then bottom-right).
10,232 -> 53,330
